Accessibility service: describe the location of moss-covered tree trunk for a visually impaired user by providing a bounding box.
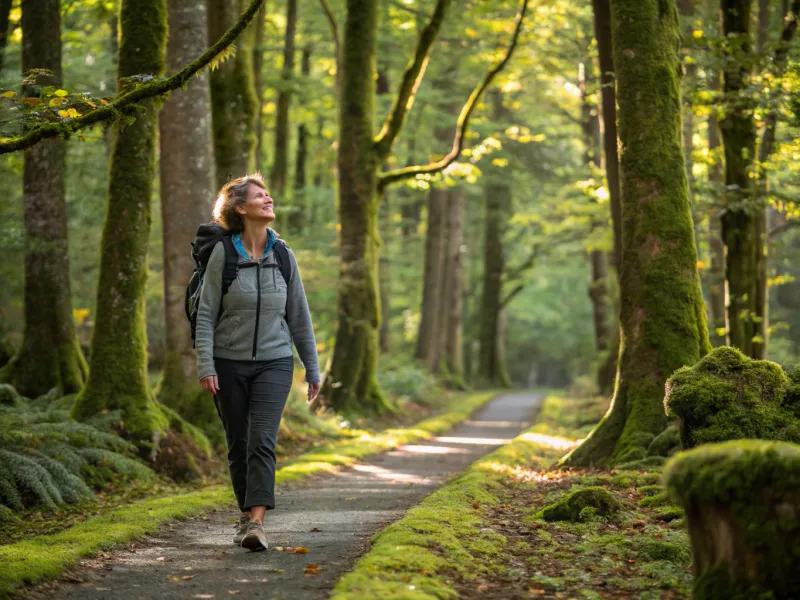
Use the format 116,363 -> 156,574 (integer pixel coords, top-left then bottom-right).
292,44 -> 311,233
270,0 -> 297,199
0,0 -> 12,73
2,0 -> 88,397
443,189 -> 464,382
719,0 -> 758,358
320,0 -> 389,413
72,0 -> 169,449
477,179 -> 512,388
561,0 -> 711,467
157,0 -> 218,436
208,0 -> 257,188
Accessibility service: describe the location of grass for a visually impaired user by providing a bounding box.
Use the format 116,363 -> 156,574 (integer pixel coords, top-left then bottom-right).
0,389 -> 496,599
331,394 -> 693,600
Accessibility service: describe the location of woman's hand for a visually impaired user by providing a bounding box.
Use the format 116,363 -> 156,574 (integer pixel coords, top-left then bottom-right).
200,375 -> 219,395
307,382 -> 321,403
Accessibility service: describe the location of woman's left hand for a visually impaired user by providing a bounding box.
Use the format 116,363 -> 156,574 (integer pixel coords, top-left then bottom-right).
307,382 -> 321,403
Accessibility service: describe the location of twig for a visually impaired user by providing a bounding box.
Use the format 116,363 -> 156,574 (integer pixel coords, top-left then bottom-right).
318,0 -> 341,94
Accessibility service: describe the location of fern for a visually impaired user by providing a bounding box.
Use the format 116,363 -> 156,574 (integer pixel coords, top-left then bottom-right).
0,459 -> 23,511
29,451 -> 95,504
38,442 -> 88,475
78,448 -> 155,482
27,422 -> 136,453
208,44 -> 236,72
0,449 -> 62,507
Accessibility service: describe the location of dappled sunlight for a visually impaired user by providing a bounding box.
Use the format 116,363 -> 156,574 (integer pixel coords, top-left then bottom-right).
351,463 -> 432,484
464,420 -> 532,428
518,431 -> 578,450
481,461 -> 571,483
398,444 -> 473,455
434,436 -> 513,445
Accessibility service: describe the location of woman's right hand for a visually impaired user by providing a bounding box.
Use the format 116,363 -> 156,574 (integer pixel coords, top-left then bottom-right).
200,375 -> 219,395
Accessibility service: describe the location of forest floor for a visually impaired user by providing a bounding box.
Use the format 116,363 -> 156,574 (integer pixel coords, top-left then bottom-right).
332,394 -> 692,600
13,391 -> 542,600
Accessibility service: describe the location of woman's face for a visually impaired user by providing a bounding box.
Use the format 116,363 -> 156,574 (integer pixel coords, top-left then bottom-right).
236,183 -> 275,223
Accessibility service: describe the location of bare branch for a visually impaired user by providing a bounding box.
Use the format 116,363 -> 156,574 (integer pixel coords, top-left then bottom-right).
769,218 -> 799,238
318,0 -> 341,94
377,0 -> 530,192
0,0 -> 264,155
373,0 -> 451,158
500,283 -> 526,308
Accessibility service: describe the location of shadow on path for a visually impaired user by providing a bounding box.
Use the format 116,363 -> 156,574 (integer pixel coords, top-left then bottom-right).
34,392 -> 542,600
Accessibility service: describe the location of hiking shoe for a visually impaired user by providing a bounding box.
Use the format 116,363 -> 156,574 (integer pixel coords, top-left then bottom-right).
232,514 -> 250,545
240,521 -> 268,552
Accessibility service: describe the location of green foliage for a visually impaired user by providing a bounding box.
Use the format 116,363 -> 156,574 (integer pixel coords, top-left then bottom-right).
665,346 -> 799,447
534,486 -> 622,522
0,386 -> 157,511
647,424 -> 681,457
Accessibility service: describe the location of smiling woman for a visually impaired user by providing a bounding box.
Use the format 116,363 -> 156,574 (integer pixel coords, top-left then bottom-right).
195,172 -> 321,552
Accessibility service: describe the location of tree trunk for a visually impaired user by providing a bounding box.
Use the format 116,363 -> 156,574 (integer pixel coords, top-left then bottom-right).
707,68 -> 728,346
664,441 -> 800,598
72,0 -> 168,450
720,0 -> 758,357
415,189 -> 446,366
0,0 -> 12,73
291,44 -> 311,232
444,188 -> 464,383
270,0 -> 297,199
378,192 -> 391,353
1,0 -> 88,397
253,3 -> 266,171
591,0 -> 622,272
320,0 -> 389,414
208,0 -> 257,188
477,180 -> 512,388
157,0 -> 219,439
561,0 -> 711,467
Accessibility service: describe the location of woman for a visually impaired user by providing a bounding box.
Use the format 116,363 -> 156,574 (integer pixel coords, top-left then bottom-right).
195,172 -> 320,552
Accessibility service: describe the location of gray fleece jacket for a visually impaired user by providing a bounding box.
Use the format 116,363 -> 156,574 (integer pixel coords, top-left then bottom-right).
194,241 -> 320,383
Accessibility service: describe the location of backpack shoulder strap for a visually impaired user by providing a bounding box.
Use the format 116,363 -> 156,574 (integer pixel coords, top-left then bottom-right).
273,240 -> 292,286
220,236 -> 238,295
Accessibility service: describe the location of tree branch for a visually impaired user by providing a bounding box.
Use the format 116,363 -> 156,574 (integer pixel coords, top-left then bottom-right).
377,0 -> 530,192
0,0 -> 264,155
373,0 -> 451,158
317,0 -> 341,94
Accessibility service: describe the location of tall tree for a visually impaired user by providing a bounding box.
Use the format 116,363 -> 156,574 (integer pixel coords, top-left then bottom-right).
2,0 -> 88,398
293,46 -> 312,196
158,0 -> 217,429
72,0 -> 169,448
319,0 -> 528,413
707,68 -> 728,346
271,0 -> 298,199
719,0 -> 759,357
208,0 -> 258,188
561,0 -> 711,466
253,3 -> 267,170
416,189 -> 447,367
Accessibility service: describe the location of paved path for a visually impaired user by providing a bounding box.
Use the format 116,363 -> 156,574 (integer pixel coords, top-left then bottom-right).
34,392 -> 542,600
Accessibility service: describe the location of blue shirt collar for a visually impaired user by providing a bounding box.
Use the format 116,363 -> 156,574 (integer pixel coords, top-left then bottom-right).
231,228 -> 276,261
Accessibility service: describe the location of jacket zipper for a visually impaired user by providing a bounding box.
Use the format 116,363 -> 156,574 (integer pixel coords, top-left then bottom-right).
252,260 -> 261,360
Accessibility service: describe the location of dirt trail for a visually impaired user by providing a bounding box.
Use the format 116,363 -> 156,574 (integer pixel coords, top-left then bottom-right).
32,392 -> 542,600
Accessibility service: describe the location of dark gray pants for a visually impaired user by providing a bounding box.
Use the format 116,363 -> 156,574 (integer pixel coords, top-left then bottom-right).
213,356 -> 294,512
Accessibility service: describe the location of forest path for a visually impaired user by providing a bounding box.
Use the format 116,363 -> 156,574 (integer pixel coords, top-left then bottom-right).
35,392 -> 542,600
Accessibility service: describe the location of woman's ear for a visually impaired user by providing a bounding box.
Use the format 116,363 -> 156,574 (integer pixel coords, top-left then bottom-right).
234,204 -> 247,216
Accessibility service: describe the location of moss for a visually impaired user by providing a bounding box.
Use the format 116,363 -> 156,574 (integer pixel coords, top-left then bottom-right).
664,440 -> 800,598
654,507 -> 684,522
535,487 -> 621,523
638,492 -> 671,508
616,456 -> 665,471
647,424 -> 680,457
638,484 -> 664,497
0,384 -> 21,407
664,347 -> 798,448
638,540 -> 689,564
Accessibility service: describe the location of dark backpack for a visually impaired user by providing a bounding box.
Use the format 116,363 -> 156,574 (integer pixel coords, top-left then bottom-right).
185,222 -> 292,345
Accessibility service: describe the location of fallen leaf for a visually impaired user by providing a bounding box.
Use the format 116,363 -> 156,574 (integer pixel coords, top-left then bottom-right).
182,576 -> 194,581
304,564 -> 320,575
184,567 -> 193,571
2,90 -> 16,98
295,547 -> 309,554
22,98 -> 40,107
310,527 -> 321,532
156,556 -> 168,562
228,591 -> 240,596
472,502 -> 480,510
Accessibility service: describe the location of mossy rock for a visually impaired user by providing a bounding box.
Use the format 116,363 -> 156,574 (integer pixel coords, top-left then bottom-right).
664,346 -> 799,448
647,425 -> 680,457
784,363 -> 800,418
536,486 -> 621,522
664,440 -> 800,599
0,384 -> 22,407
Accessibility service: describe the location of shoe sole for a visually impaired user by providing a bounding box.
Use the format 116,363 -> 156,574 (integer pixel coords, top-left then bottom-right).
240,533 -> 268,552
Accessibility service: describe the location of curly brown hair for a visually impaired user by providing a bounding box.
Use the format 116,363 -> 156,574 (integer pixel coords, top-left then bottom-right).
212,172 -> 267,233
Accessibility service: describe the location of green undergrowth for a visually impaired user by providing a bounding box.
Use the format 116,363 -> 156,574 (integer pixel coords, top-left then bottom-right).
332,393 -> 692,600
0,389 -> 497,599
